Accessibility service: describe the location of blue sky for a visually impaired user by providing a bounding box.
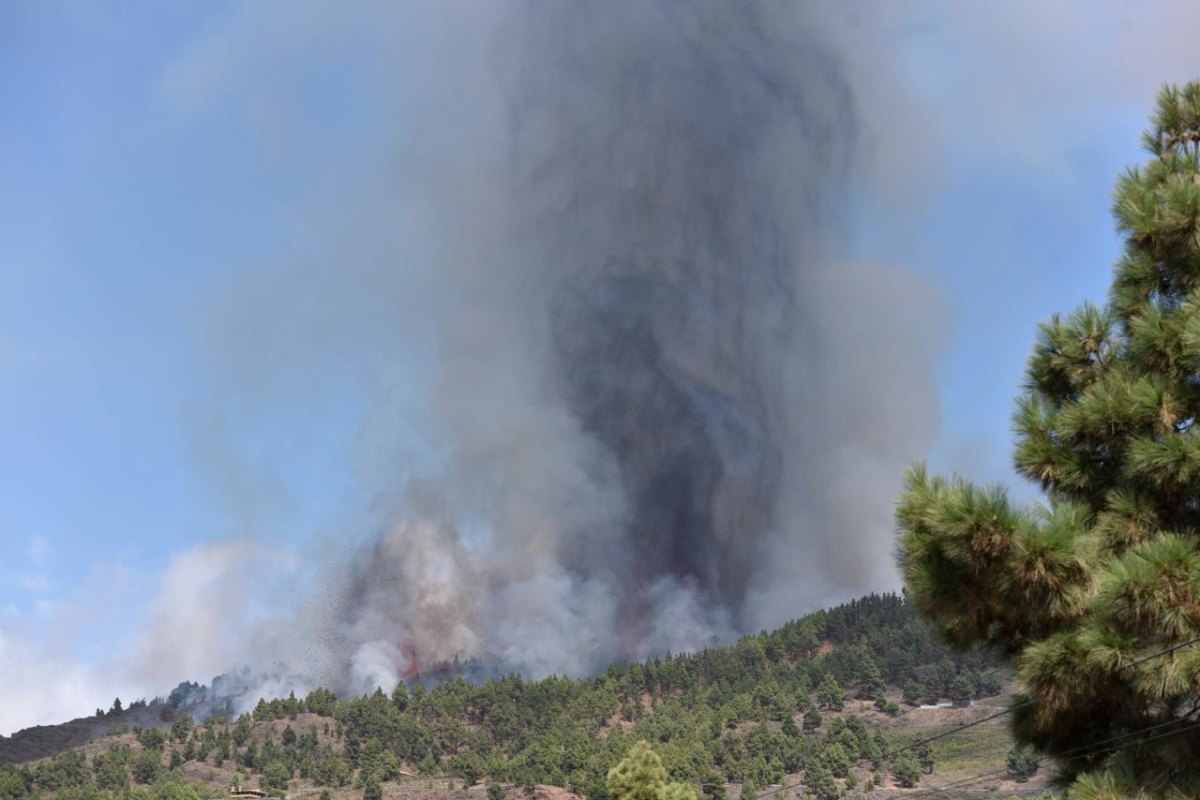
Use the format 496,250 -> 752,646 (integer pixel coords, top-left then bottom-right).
3,1 -> 1200,734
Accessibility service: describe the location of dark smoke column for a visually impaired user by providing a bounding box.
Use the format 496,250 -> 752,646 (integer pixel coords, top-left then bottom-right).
190,0 -> 943,694
503,1 -> 857,640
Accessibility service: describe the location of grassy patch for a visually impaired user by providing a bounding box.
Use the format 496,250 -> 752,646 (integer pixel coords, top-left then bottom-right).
930,722 -> 1013,777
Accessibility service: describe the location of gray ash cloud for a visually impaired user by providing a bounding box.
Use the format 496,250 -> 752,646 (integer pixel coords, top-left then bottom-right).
193,0 -> 944,694
520,0 -> 854,632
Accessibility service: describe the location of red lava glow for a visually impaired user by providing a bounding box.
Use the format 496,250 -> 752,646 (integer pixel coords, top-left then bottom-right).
400,642 -> 423,680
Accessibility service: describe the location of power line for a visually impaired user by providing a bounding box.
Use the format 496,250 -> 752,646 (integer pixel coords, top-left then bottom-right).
883,632 -> 1200,757
737,632 -> 1200,800
768,715 -> 1199,800
880,701 -> 1028,758
1124,634 -> 1200,669
884,632 -> 1200,761
741,700 -> 1021,798
901,717 -> 1200,800
890,766 -> 1010,800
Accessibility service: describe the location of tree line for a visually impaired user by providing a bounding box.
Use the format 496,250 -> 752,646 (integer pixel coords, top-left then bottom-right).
2,593 -> 1004,800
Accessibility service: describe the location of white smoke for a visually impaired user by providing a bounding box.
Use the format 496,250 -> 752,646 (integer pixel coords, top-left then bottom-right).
220,1 -> 949,692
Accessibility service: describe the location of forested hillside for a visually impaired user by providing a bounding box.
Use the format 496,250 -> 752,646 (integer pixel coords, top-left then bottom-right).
2,594 -> 1035,800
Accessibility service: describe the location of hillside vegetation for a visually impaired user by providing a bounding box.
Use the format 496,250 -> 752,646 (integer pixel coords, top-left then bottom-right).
1,594 -> 1044,800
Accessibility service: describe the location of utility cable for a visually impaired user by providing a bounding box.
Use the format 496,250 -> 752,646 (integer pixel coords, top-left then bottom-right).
900,718 -> 1200,799
735,632 -> 1200,800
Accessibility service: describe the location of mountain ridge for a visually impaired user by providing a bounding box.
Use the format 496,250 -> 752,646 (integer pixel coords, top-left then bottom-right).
1,594 -> 1050,799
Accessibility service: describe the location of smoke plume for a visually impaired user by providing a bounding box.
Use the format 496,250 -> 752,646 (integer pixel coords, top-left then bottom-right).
274,0 -> 947,692
16,0 -> 1200,738
171,0 -> 946,697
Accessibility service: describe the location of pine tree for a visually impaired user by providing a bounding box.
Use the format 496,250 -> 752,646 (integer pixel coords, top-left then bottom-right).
392,682 -> 410,712
896,82 -> 1200,797
1006,746 -> 1039,783
821,743 -> 850,778
816,674 -> 845,712
890,752 -> 920,789
261,761 -> 290,797
607,742 -> 696,800
914,741 -> 934,775
920,673 -> 940,706
361,774 -> 382,800
802,764 -> 838,800
947,675 -> 973,708
856,655 -> 887,702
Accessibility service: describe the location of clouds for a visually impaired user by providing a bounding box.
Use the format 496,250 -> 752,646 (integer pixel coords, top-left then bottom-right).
0,627 -> 116,737
0,556 -> 141,735
0,537 -> 54,608
867,2 -> 1200,160
821,1 -> 1200,495
0,539 -> 304,735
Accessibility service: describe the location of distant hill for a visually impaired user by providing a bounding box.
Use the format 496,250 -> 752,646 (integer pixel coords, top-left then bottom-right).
0,701 -> 180,768
0,594 -> 1051,799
